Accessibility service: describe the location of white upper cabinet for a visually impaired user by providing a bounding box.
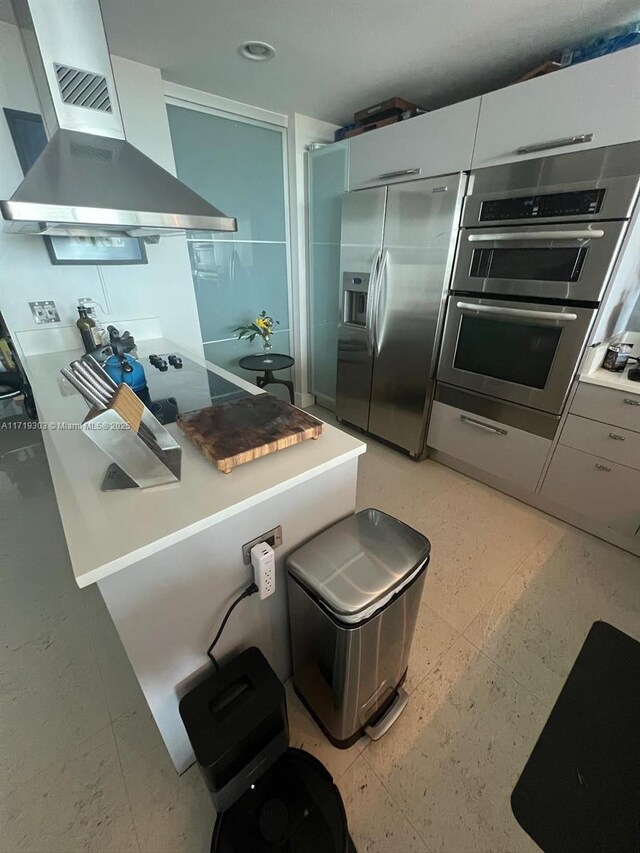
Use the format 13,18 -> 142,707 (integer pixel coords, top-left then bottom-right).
472,47 -> 640,168
348,97 -> 481,189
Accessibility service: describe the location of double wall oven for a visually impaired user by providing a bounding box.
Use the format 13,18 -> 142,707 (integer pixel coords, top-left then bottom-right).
438,142 -> 640,428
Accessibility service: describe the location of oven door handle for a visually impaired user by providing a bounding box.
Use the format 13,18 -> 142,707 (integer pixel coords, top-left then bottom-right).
467,230 -> 604,242
456,301 -> 578,323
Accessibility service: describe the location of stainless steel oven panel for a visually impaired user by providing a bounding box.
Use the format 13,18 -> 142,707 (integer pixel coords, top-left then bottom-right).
462,141 -> 640,227
435,383 -> 560,439
438,295 -> 596,414
452,220 -> 627,301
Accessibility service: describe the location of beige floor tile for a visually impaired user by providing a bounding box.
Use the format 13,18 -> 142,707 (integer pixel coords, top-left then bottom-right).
286,681 -> 365,781
0,726 -> 138,853
364,637 -> 544,853
418,482 -> 558,632
307,406 -> 464,526
404,602 -> 459,695
339,755 -> 428,853
356,449 -> 465,530
112,706 -> 213,853
465,528 -> 640,707
466,481 -> 567,557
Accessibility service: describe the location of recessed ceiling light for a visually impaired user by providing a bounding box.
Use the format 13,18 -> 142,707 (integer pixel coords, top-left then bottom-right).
239,41 -> 276,61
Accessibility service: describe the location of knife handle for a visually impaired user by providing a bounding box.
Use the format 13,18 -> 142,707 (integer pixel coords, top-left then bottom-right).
61,369 -> 107,410
82,354 -> 119,390
71,361 -> 114,403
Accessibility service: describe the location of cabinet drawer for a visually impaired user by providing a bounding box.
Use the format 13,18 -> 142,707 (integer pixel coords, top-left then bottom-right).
472,47 -> 640,168
348,98 -> 480,190
427,401 -> 551,491
561,414 -> 640,471
571,383 -> 640,433
541,445 -> 640,536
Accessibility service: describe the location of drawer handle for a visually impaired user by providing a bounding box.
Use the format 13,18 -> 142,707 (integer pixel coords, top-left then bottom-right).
459,414 -> 507,435
608,432 -> 626,441
378,168 -> 421,180
595,463 -> 611,472
516,133 -> 593,155
623,398 -> 640,406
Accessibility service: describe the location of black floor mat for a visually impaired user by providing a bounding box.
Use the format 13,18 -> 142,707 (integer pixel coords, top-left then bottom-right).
511,621 -> 640,853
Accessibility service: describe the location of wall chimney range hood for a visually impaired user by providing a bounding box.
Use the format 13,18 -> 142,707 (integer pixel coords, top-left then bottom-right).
1,0 -> 237,237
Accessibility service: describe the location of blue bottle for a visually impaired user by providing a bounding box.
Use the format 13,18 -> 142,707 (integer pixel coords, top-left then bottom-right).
103,353 -> 151,405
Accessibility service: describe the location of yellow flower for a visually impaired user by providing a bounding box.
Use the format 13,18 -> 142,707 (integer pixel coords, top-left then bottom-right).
256,317 -> 270,330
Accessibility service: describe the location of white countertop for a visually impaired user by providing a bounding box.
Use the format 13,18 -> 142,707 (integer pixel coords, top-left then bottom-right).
22,338 -> 366,588
579,367 -> 640,395
579,331 -> 640,396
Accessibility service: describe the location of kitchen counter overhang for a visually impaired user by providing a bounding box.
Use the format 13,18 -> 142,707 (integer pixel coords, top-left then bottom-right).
20,338 -> 366,588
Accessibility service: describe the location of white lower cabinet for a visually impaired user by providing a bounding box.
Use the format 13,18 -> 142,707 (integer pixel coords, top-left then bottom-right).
540,445 -> 640,536
560,414 -> 640,470
427,401 -> 551,491
570,383 -> 640,432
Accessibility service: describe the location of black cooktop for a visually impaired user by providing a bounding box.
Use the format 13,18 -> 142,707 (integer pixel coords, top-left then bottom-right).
144,351 -> 250,425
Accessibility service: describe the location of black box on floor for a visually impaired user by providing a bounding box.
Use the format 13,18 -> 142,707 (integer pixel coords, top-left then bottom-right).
179,647 -> 289,812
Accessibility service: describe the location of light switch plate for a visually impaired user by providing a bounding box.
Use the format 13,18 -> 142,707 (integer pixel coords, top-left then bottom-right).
29,300 -> 60,324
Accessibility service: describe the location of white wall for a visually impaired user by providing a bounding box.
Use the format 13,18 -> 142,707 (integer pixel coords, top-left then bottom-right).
0,23 -> 201,354
287,113 -> 338,405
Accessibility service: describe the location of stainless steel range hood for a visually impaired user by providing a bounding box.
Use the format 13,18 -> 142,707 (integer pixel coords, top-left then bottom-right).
1,0 -> 237,237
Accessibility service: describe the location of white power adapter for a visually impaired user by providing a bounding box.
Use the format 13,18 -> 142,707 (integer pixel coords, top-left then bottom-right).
250,541 -> 276,600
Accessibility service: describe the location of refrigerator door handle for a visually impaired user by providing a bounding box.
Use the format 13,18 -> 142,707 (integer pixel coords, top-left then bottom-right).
366,250 -> 382,356
373,249 -> 389,355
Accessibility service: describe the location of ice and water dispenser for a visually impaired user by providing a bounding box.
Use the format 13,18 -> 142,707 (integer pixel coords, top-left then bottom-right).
342,272 -> 370,326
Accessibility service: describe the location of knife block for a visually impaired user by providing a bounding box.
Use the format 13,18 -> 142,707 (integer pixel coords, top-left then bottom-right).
81,384 -> 182,490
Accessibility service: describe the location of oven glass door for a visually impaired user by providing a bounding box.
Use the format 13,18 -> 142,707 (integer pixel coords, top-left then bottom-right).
452,221 -> 626,301
438,296 -> 596,414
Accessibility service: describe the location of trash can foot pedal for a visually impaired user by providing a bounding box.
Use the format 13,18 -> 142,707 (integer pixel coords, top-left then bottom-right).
365,687 -> 408,741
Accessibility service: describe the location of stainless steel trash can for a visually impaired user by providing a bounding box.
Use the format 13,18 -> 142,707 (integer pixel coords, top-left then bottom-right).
287,508 -> 430,748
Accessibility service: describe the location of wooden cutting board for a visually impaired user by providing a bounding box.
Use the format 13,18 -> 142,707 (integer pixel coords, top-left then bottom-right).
177,394 -> 324,473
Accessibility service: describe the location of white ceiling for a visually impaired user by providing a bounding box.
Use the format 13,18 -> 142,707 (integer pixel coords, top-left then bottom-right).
6,0 -> 640,125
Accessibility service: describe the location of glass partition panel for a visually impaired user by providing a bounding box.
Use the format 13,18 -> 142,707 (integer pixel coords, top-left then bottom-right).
167,103 -> 290,383
308,142 -> 348,408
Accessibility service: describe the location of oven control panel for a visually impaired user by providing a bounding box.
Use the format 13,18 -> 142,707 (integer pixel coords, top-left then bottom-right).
479,188 -> 606,222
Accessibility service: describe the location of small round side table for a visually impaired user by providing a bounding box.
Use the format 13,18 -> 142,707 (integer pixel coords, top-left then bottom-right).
239,353 -> 295,404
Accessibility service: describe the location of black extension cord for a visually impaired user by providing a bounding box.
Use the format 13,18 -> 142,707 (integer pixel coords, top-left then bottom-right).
206,582 -> 258,671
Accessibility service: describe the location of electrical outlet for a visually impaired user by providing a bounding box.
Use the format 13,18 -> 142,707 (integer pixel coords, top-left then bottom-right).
77,297 -> 97,319
29,300 -> 60,325
242,525 -> 282,565
251,542 -> 276,600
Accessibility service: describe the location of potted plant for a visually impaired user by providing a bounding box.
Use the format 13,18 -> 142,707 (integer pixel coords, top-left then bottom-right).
233,310 -> 280,357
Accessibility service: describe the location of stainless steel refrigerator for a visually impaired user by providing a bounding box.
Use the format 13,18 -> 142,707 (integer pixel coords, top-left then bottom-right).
336,174 -> 466,456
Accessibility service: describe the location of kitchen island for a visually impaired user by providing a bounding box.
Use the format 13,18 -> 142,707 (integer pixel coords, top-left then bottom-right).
20,337 -> 366,772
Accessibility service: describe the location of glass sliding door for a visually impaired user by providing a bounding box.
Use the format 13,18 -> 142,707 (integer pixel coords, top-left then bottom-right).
308,142 -> 348,409
166,103 -> 291,391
